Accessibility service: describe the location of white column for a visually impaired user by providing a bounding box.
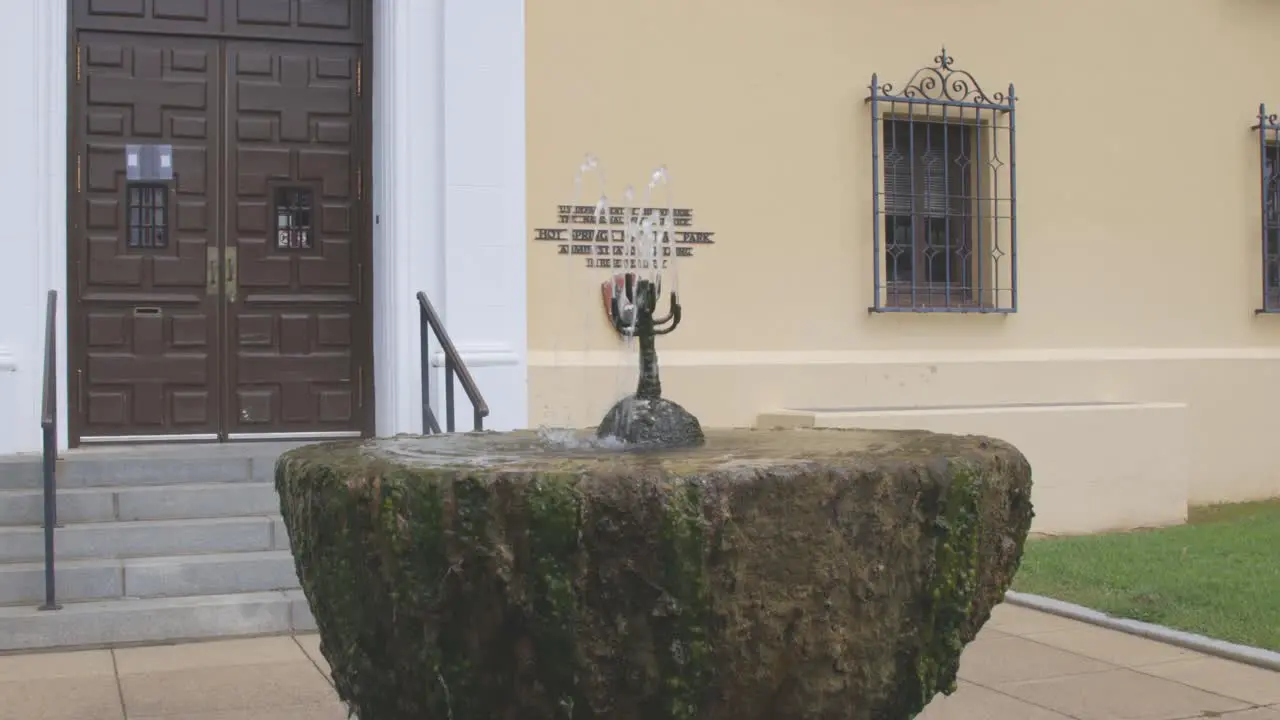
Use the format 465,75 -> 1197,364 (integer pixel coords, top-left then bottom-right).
372,0 -> 446,436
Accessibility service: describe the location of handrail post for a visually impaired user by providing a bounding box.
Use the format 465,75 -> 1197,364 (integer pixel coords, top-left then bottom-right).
419,299 -> 431,433
39,290 -> 60,612
445,360 -> 456,433
39,423 -> 59,611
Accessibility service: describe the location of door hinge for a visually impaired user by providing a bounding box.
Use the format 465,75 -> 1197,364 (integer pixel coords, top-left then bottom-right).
356,165 -> 363,200
75,43 -> 81,84
355,57 -> 362,98
75,153 -> 82,193
356,366 -> 364,408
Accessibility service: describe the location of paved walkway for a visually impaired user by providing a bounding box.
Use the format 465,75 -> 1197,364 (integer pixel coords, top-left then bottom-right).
0,604 -> 1275,719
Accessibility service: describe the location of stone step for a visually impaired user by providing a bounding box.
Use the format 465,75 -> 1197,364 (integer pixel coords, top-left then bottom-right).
0,482 -> 283,526
0,516 -> 288,563
0,589 -> 316,652
0,550 -> 301,606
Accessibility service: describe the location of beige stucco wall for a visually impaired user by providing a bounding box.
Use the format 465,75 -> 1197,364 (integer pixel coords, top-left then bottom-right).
525,0 -> 1280,511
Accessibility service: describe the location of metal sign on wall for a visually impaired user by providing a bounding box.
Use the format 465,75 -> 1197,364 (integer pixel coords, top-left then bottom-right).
533,205 -> 716,269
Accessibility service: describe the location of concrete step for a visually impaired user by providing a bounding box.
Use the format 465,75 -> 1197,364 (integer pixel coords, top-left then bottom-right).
0,550 -> 301,606
0,441 -> 306,491
0,482 -> 282,526
0,589 -> 316,651
0,516 -> 289,563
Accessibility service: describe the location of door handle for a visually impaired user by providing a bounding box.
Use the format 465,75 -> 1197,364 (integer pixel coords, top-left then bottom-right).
225,247 -> 238,303
206,246 -> 219,296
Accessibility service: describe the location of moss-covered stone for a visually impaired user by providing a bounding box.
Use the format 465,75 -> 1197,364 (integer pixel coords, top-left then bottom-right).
276,427 -> 1034,720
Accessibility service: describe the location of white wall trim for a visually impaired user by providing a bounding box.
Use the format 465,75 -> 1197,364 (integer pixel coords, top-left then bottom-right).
528,346 -> 1280,367
431,345 -> 522,369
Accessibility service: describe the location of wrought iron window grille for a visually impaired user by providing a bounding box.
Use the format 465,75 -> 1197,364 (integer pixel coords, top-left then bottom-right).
126,183 -> 169,250
867,48 -> 1018,313
275,187 -> 315,251
1254,105 -> 1280,314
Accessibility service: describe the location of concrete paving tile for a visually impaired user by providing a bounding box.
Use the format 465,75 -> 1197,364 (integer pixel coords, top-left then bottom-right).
1136,656 -> 1280,706
1025,623 -> 1197,666
294,633 -> 332,680
114,635 -> 307,675
129,702 -> 350,720
119,661 -> 338,717
917,681 -> 1073,719
0,676 -> 124,720
0,648 -> 115,682
984,604 -> 1083,636
957,634 -> 1113,685
973,625 -> 1012,640
998,667 -> 1251,719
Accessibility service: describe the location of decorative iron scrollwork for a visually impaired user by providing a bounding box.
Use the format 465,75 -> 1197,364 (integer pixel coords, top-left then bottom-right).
872,47 -> 1012,107
867,48 -> 1020,313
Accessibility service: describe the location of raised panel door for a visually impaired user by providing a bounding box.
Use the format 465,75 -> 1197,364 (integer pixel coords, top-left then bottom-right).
223,41 -> 364,436
72,32 -> 223,439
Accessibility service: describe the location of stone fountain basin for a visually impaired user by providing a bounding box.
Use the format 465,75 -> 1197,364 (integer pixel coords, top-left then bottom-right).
276,427 -> 1034,720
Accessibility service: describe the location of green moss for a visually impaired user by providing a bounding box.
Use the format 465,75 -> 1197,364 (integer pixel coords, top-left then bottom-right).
525,475 -> 585,717
910,464 -> 984,715
652,480 -> 713,720
385,472 -> 449,717
277,432 -> 1033,720
436,475 -> 492,720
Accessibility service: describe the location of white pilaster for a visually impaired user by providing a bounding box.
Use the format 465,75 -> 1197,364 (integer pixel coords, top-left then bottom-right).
372,0 -> 446,436
439,0 -> 528,431
374,0 -> 527,435
0,0 -> 67,454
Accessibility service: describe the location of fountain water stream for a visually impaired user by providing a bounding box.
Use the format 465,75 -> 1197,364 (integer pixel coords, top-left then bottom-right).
590,160 -> 703,448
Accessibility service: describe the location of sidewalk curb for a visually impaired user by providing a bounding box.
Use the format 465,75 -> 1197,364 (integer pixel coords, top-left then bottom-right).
1004,591 -> 1280,672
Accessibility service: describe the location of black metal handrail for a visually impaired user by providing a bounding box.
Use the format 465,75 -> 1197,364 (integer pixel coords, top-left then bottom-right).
416,291 -> 488,433
39,290 -> 60,611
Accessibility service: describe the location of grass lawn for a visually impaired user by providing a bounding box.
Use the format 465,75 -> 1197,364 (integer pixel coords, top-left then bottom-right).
1010,499 -> 1280,652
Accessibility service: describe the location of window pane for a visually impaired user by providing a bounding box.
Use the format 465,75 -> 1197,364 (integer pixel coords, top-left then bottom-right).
885,214 -> 913,283
883,142 -> 912,215
275,188 -> 315,250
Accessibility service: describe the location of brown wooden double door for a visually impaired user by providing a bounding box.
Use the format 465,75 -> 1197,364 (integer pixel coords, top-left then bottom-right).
69,1 -> 372,443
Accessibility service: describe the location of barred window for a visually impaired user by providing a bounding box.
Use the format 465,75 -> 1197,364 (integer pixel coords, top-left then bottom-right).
275,187 -> 315,250
126,183 -> 168,249
1256,105 -> 1280,313
868,49 -> 1017,313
